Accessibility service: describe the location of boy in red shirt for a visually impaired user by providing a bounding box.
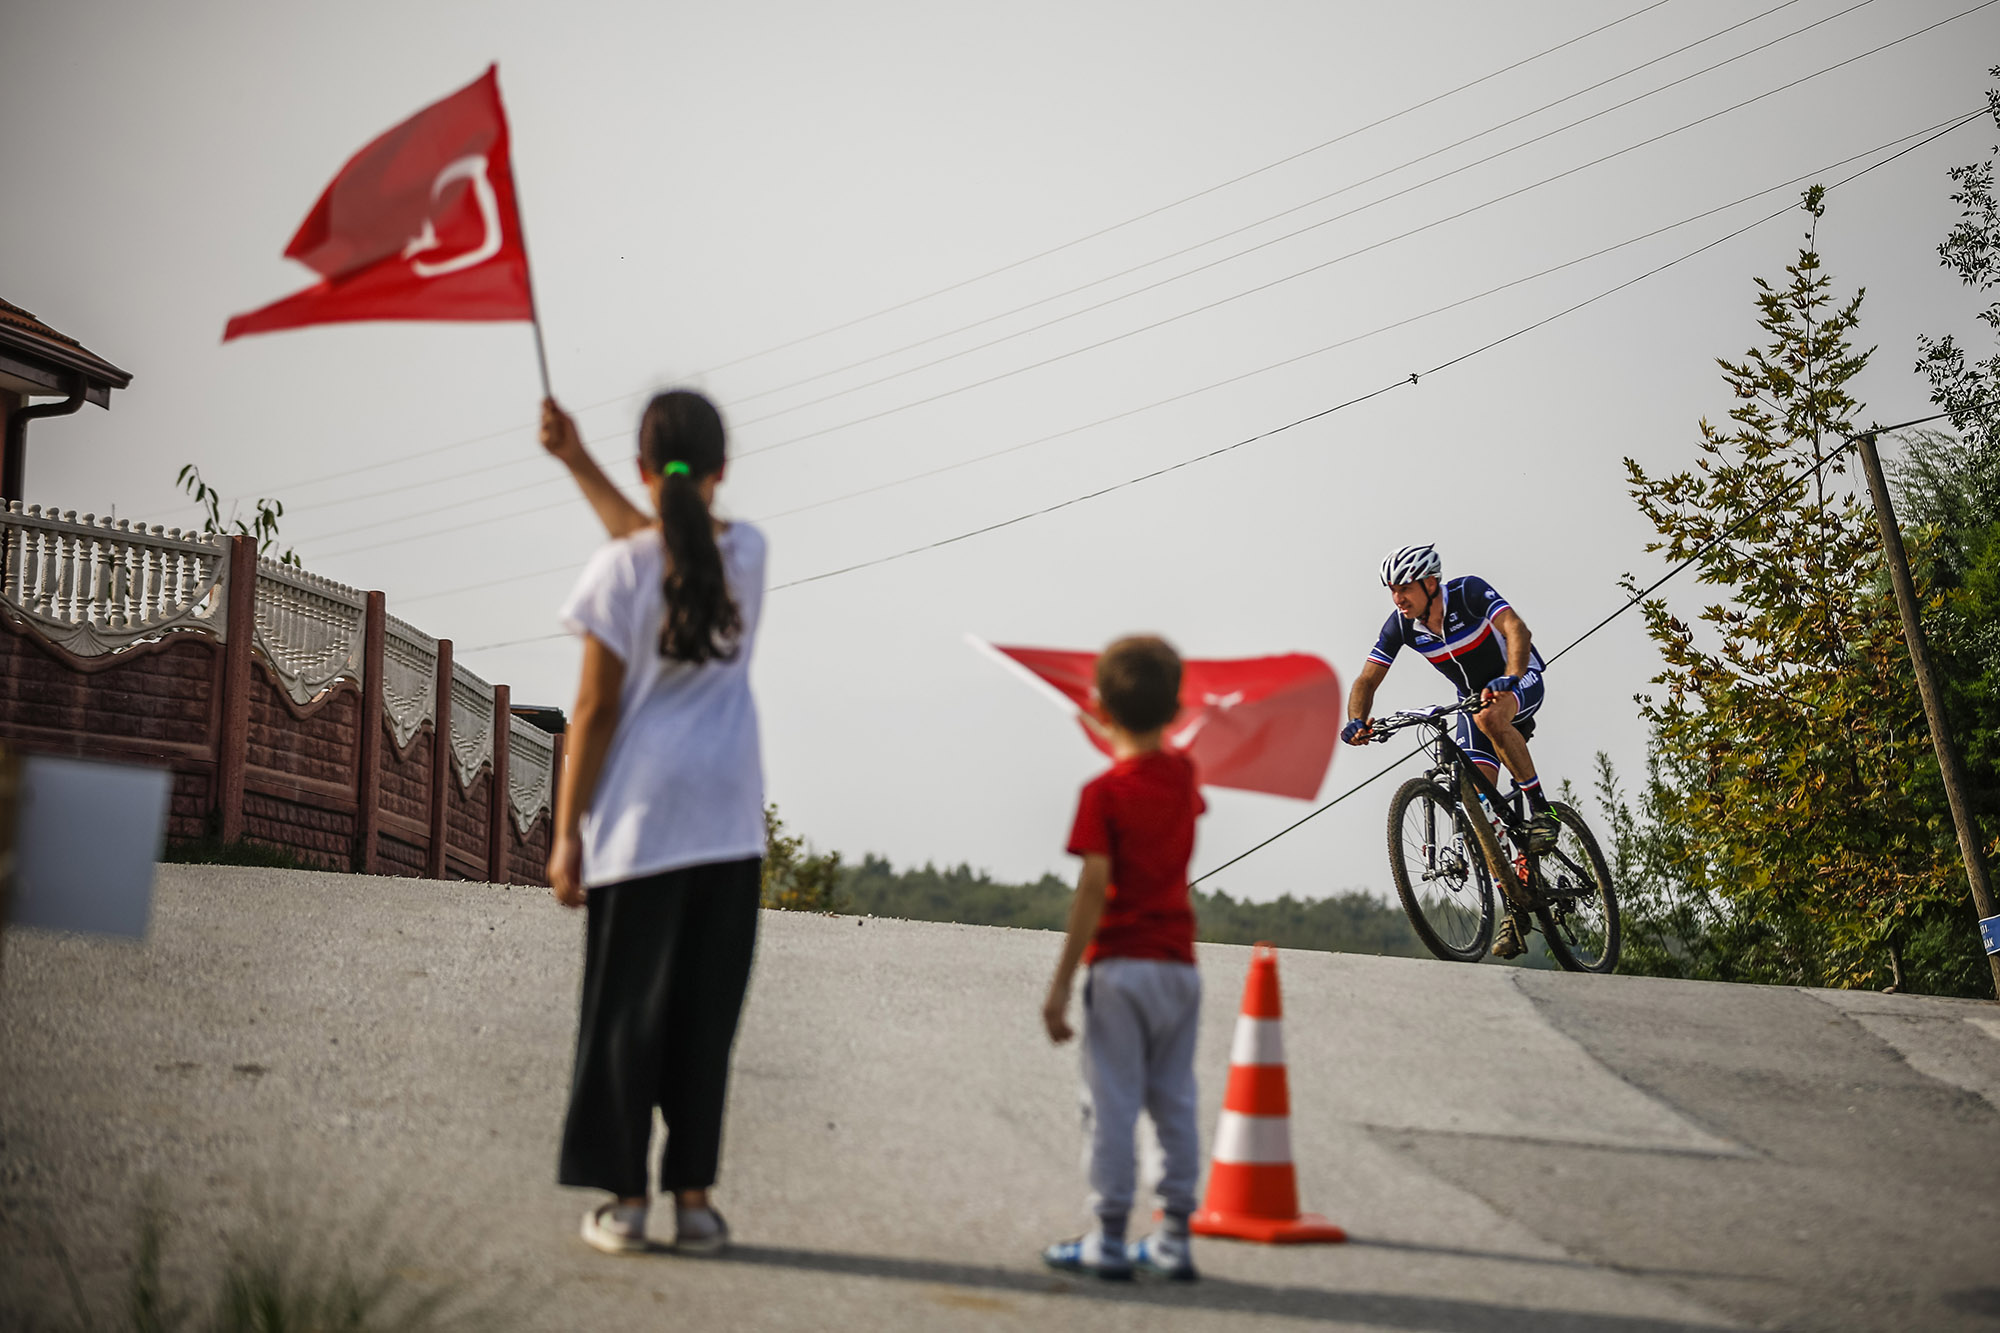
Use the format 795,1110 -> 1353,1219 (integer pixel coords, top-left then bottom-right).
1041,635 -> 1204,1282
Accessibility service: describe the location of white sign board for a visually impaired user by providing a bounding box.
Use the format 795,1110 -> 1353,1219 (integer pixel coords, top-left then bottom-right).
10,755 -> 171,939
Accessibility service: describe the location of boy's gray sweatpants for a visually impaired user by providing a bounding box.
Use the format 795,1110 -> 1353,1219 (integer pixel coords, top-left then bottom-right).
1080,957 -> 1202,1224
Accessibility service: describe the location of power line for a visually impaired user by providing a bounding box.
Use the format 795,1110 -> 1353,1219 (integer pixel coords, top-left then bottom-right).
721,0 -> 1829,419
1541,401 -> 1999,668
183,1 -> 1684,516
752,112 -> 1975,526
426,105 -> 1982,631
310,108 -> 1974,561
728,0 -> 1996,463
759,109 -> 1987,595
300,40 -> 1907,553
245,0 -> 1978,546
267,0 -> 1808,541
677,0 -> 1689,383
1191,749 -> 1429,888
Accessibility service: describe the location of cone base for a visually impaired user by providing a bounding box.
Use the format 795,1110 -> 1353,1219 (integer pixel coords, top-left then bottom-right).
1189,1209 -> 1347,1244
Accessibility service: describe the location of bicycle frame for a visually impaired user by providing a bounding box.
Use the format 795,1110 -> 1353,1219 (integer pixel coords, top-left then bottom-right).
1373,700 -> 1535,908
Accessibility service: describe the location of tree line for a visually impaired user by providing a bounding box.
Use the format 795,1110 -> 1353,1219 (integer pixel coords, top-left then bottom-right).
762,807 -> 1441,960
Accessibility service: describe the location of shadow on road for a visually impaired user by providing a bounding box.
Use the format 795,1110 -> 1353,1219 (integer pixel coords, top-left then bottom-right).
1345,1236 -> 1771,1285
701,1243 -> 1738,1330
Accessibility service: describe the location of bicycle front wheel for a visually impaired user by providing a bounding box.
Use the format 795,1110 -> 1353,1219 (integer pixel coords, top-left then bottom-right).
1387,778 -> 1494,962
1534,801 -> 1620,973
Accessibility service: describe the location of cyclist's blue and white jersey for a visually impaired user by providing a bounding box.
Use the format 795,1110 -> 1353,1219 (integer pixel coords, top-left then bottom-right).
1367,574 -> 1546,700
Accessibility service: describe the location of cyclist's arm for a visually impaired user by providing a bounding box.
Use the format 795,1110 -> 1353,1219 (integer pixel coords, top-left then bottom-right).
1493,606 -> 1534,678
1348,658 -> 1388,726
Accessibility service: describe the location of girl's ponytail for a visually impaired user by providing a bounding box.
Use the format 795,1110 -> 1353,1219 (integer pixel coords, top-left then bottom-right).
641,391 -> 740,664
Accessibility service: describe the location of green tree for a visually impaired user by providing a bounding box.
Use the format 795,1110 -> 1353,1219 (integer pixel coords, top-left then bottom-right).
761,803 -> 847,912
1620,189 -> 1961,989
1904,69 -> 2000,812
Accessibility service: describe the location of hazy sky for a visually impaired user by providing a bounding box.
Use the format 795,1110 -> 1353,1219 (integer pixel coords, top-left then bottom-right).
5,0 -> 1995,901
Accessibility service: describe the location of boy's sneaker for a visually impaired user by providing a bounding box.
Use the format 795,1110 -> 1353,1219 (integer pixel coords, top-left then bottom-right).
1042,1232 -> 1133,1281
674,1203 -> 730,1256
1492,913 -> 1527,960
1131,1230 -> 1198,1281
580,1200 -> 649,1255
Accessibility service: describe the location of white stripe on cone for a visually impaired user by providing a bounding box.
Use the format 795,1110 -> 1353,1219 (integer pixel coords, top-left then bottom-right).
1212,1109 -> 1293,1165
1228,1016 -> 1285,1067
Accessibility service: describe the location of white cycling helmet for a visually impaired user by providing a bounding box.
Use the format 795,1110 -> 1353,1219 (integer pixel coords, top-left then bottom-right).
1379,543 -> 1442,587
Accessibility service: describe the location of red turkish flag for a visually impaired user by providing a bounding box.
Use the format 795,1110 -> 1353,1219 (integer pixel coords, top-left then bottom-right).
223,66 -> 534,341
972,638 -> 1345,800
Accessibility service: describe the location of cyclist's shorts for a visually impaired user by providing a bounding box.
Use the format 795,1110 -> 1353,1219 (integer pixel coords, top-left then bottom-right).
1457,670 -> 1544,772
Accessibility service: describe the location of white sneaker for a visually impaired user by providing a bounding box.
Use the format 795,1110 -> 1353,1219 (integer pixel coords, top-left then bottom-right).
1041,1231 -> 1133,1280
1132,1230 -> 1198,1281
580,1200 -> 649,1254
674,1203 -> 730,1256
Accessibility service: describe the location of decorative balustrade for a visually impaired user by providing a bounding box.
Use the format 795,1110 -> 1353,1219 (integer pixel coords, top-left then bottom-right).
449,660 -> 496,789
1,501 -> 561,884
383,613 -> 439,750
508,712 -> 555,832
1,502 -> 228,656
253,556 -> 367,706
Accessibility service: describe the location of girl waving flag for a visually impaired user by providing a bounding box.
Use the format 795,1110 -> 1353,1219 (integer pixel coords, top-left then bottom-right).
543,391 -> 767,1256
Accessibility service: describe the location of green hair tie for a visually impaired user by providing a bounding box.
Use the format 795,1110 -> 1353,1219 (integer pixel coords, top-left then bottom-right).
663,460 -> 691,477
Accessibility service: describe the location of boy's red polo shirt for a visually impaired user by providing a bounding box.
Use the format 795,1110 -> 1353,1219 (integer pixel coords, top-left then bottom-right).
1066,748 -> 1204,965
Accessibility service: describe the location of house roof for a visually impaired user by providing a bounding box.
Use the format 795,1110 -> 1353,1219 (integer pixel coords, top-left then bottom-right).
0,297 -> 132,407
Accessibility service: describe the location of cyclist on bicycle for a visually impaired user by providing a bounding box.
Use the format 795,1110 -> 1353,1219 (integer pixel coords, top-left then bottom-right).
1342,543 -> 1554,957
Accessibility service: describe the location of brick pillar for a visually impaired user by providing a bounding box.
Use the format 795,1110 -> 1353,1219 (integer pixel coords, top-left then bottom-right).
214,536 -> 258,844
487,685 -> 510,883
426,639 -> 453,880
353,591 -> 386,874
550,731 -> 566,827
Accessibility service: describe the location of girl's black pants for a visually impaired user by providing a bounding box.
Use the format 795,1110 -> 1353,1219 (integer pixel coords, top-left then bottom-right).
558,857 -> 761,1199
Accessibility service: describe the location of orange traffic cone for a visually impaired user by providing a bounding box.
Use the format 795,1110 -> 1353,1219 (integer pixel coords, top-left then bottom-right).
1190,943 -> 1347,1244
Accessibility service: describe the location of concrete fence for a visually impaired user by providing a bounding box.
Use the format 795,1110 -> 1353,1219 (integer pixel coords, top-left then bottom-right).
0,502 -> 559,884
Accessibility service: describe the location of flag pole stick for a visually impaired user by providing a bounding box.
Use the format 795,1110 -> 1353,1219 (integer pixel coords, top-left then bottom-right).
528,312 -> 552,401
503,92 -> 553,401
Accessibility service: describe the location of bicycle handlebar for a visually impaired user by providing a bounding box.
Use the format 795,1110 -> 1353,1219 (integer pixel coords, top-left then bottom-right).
1361,694 -> 1487,742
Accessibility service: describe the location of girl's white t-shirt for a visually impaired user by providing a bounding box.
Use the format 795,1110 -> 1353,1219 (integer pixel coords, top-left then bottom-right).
558,522 -> 767,887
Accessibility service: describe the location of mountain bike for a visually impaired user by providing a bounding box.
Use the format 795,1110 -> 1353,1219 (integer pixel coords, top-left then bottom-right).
1361,697 -> 1619,972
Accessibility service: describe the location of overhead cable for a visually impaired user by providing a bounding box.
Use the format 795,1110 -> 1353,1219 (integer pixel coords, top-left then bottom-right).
425,105 -> 1983,625
306,106 -> 1975,557
730,0 -> 1997,462
173,0 -> 1684,517
722,0 -> 1836,420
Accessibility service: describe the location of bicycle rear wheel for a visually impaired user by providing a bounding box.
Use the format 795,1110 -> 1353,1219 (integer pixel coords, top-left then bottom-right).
1387,778 -> 1494,962
1534,801 -> 1620,973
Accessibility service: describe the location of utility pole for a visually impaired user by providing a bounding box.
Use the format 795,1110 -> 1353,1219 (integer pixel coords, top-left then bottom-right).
1854,430 -> 2000,1000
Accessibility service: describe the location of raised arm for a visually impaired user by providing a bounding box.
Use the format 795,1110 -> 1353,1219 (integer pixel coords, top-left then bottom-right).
541,399 -> 652,539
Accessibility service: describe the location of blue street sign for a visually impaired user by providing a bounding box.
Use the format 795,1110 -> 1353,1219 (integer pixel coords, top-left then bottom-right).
1983,914 -> 2000,957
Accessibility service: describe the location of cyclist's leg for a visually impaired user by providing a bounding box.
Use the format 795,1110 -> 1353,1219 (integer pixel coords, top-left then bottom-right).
1473,690 -> 1537,788
1454,708 -> 1505,787
1460,714 -> 1530,959
1479,676 -> 1555,850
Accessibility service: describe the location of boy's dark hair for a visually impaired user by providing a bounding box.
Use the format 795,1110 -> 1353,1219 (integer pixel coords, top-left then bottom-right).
1095,635 -> 1183,733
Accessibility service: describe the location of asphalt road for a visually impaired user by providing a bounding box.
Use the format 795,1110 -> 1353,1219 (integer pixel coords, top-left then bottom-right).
3,866 -> 1997,1331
